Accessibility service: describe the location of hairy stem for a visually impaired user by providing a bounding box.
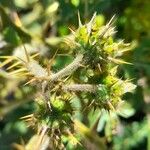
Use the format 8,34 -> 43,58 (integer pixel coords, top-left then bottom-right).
62,84 -> 97,93
49,54 -> 83,82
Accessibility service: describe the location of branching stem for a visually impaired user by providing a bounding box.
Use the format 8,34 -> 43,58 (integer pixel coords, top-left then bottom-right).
49,54 -> 83,82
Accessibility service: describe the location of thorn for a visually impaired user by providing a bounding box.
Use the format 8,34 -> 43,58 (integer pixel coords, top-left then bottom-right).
24,78 -> 36,86
63,74 -> 72,83
11,11 -> 22,27
16,72 -> 30,77
57,53 -> 70,56
23,44 -> 30,63
0,56 -> 14,59
79,64 -> 86,67
9,68 -> 26,75
46,101 -> 52,112
107,101 -> 115,111
78,11 -> 82,27
24,118 -> 33,122
89,12 -> 97,24
108,57 -> 132,65
7,62 -> 21,70
120,48 -> 132,53
31,52 -> 40,59
68,27 -> 76,35
16,56 -> 26,64
87,99 -> 95,108
0,58 -> 13,68
47,49 -> 58,75
86,13 -> 96,35
97,63 -> 102,73
107,15 -> 116,27
20,114 -> 34,119
125,78 -> 135,82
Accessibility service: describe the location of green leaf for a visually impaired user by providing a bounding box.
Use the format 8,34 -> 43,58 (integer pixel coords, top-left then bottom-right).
117,101 -> 135,118
3,27 -> 21,45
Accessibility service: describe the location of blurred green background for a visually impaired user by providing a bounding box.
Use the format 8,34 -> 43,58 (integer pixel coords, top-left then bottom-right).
0,0 -> 150,150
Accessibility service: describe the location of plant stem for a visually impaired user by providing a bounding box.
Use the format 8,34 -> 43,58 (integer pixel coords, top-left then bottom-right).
62,84 -> 97,93
49,54 -> 83,81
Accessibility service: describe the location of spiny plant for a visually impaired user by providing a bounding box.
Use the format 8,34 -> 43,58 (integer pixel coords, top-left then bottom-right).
0,13 -> 136,150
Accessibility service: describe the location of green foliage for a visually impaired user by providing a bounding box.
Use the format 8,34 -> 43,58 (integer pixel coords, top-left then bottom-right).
0,0 -> 149,150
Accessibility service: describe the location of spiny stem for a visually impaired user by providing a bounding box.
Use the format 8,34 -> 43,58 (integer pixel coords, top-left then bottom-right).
62,84 -> 98,93
49,54 -> 83,82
